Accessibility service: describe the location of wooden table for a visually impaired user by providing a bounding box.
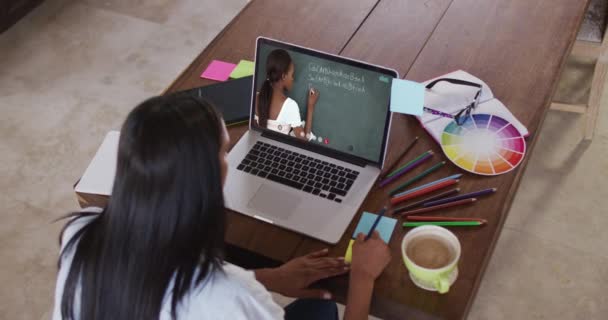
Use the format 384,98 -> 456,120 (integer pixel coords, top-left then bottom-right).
76,0 -> 590,318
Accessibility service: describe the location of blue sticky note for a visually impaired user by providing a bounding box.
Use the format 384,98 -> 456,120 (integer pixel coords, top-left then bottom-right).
390,79 -> 424,116
352,212 -> 397,243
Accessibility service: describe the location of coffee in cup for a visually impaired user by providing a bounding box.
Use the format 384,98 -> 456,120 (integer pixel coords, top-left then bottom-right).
401,226 -> 461,293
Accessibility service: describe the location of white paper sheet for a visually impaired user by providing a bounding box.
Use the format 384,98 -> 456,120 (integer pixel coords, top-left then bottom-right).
74,131 -> 119,195
417,70 -> 528,143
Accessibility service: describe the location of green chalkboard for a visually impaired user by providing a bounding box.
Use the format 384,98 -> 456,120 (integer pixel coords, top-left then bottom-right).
256,44 -> 392,162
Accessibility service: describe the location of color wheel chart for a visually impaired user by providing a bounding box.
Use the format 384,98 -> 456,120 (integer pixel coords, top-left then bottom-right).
441,114 -> 526,175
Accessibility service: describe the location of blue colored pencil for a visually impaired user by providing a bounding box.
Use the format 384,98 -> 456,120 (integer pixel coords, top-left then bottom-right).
378,151 -> 433,187
392,174 -> 463,198
365,207 -> 387,240
423,188 -> 497,207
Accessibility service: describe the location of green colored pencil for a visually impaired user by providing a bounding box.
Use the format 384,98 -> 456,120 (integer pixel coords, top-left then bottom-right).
402,221 -> 484,227
386,150 -> 432,178
389,161 -> 446,195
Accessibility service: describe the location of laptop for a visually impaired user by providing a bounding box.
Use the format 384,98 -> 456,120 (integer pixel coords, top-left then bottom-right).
224,37 -> 398,243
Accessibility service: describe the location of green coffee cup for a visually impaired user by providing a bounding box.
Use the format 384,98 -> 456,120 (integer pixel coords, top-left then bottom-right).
401,225 -> 461,294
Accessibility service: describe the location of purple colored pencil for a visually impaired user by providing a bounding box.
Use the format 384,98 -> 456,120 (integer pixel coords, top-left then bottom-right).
423,188 -> 497,207
378,151 -> 434,187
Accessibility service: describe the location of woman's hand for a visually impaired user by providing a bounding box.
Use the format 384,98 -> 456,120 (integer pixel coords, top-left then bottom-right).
308,87 -> 320,106
255,248 -> 348,299
350,231 -> 391,282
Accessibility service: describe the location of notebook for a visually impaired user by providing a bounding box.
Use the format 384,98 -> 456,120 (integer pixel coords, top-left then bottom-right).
181,76 -> 252,126
417,70 -> 529,143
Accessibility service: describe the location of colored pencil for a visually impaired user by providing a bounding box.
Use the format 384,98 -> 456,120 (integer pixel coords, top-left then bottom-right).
392,188 -> 461,213
390,179 -> 459,205
392,174 -> 463,198
378,151 -> 433,187
365,207 -> 387,240
380,137 -> 419,179
386,150 -> 432,178
388,161 -> 446,195
423,188 -> 497,207
398,198 -> 477,216
402,221 -> 485,227
406,216 -> 487,223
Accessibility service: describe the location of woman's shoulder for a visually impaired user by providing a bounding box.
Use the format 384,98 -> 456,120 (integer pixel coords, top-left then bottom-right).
175,263 -> 284,319
283,97 -> 299,109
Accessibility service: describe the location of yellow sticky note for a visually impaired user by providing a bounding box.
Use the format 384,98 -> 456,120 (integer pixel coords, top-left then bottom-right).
344,239 -> 355,264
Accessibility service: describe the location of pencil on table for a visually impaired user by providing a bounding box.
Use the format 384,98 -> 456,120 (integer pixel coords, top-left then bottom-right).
402,221 -> 485,227
405,216 -> 487,223
386,149 -> 429,178
423,188 -> 497,207
390,179 -> 459,206
387,161 -> 446,195
380,137 -> 419,178
392,188 -> 460,213
398,198 -> 477,216
391,173 -> 463,197
378,151 -> 433,188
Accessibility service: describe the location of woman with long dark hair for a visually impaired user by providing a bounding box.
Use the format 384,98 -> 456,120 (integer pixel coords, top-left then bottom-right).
53,93 -> 390,320
256,49 -> 318,141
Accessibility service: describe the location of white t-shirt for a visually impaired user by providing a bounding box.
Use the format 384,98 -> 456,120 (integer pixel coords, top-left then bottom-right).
52,207 -> 284,320
256,97 -> 302,134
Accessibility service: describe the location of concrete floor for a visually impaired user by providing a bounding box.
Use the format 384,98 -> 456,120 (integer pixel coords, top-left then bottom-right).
0,1 -> 606,319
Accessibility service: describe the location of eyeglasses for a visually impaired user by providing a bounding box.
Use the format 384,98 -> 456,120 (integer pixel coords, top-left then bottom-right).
424,78 -> 482,126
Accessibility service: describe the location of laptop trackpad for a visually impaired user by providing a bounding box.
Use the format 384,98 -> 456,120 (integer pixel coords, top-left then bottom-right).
247,184 -> 300,220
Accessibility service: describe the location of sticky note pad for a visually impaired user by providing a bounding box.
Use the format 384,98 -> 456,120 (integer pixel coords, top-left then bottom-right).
230,60 -> 254,79
345,212 -> 397,262
201,60 -> 237,81
352,212 -> 397,243
390,79 -> 424,116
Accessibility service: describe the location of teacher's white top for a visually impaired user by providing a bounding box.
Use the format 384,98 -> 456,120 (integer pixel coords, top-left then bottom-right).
256,97 -> 302,134
52,208 -> 284,320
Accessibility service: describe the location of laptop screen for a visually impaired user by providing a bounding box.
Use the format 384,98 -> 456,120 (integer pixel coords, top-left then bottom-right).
252,38 -> 395,165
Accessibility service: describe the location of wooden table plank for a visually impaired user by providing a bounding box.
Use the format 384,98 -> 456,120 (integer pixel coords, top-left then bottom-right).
161,0 -> 380,262
293,0 -> 590,319
340,0 -> 453,74
166,0 -> 380,92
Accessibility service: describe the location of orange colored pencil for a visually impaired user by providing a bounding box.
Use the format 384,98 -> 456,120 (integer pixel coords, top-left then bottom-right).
398,198 -> 476,216
390,179 -> 459,206
406,216 -> 487,224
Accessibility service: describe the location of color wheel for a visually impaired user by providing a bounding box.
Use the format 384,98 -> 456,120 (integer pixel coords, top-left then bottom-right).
441,114 -> 526,175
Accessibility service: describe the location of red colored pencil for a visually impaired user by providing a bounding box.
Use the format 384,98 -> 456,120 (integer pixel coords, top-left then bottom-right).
390,179 -> 459,206
405,216 -> 487,224
398,198 -> 476,216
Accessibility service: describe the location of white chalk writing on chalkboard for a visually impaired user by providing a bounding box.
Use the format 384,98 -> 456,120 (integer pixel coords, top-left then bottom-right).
307,62 -> 367,94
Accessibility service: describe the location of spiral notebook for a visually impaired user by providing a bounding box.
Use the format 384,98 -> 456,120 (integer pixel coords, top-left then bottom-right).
417,70 -> 529,143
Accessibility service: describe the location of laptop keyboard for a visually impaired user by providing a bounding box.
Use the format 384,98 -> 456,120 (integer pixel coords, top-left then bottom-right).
237,141 -> 360,203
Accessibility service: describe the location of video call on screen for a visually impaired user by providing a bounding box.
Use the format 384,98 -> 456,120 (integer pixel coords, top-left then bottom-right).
255,44 -> 392,163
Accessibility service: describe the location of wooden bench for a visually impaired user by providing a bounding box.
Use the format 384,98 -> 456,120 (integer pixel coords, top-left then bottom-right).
551,0 -> 607,140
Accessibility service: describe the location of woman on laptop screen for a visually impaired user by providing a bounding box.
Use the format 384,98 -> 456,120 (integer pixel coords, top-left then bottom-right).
256,49 -> 319,141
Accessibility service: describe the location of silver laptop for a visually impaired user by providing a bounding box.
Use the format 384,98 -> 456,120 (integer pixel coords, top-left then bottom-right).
224,37 -> 398,243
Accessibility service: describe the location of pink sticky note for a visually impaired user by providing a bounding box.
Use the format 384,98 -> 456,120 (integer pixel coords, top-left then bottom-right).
200,60 -> 237,81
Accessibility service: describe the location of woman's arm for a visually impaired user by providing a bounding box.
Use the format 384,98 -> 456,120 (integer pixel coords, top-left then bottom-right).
304,88 -> 319,135
254,248 -> 348,299
344,274 -> 375,320
291,88 -> 319,140
344,232 -> 391,320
